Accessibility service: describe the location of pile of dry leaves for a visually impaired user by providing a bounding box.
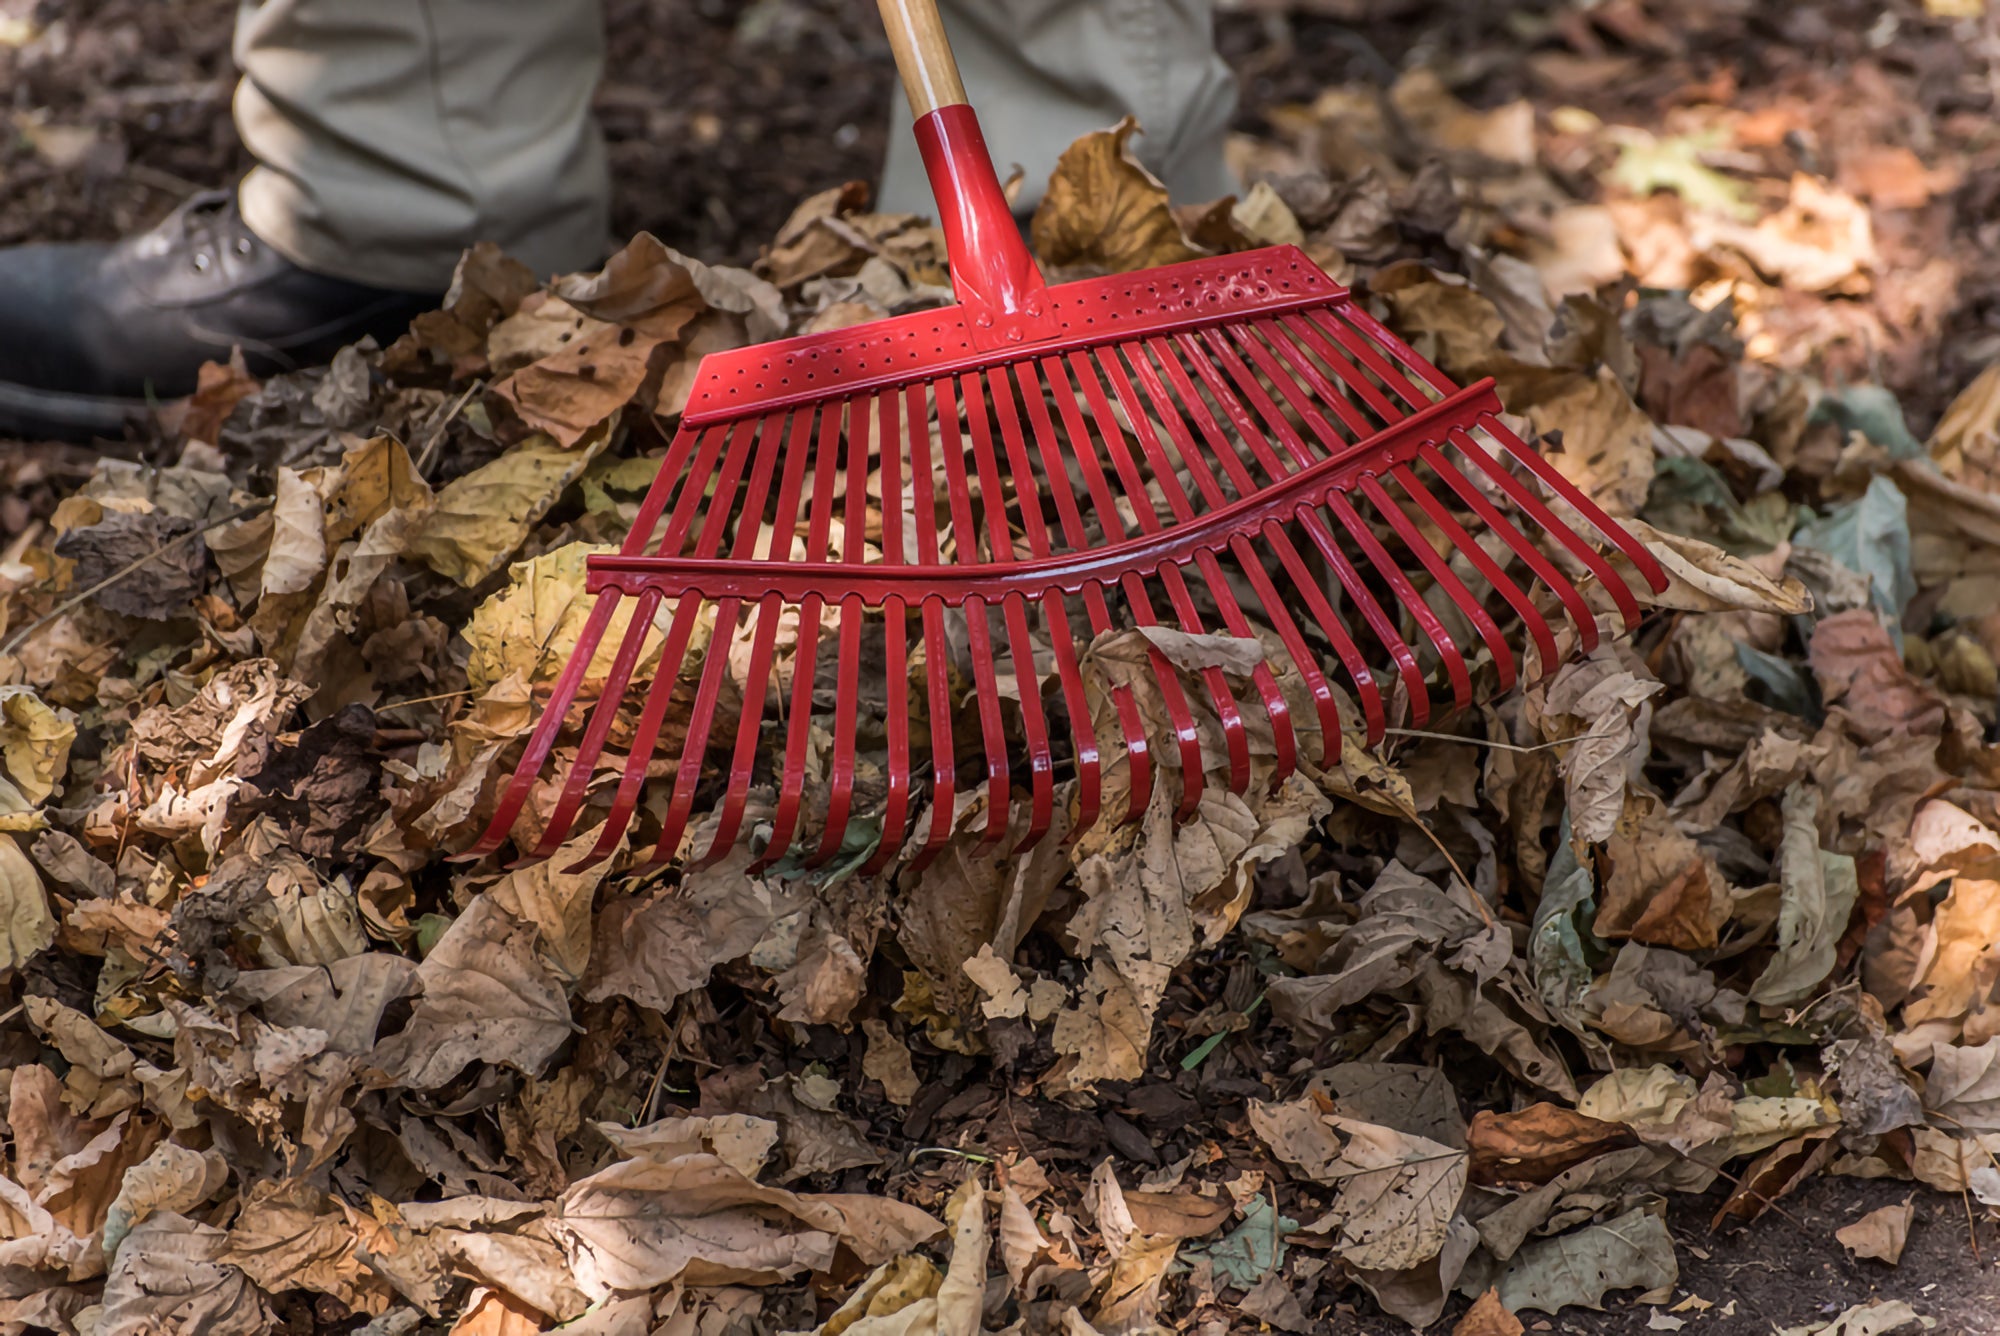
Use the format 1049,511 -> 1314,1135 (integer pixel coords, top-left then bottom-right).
0,44 -> 1999,1336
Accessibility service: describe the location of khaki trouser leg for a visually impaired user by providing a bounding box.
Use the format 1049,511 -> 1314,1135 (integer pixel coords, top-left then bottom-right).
877,0 -> 1239,216
233,0 -> 612,292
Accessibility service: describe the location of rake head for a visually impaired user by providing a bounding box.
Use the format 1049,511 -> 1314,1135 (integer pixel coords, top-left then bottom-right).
460,241 -> 1668,875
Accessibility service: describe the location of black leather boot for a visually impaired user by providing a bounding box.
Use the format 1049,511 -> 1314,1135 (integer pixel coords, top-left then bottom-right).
0,191 -> 442,442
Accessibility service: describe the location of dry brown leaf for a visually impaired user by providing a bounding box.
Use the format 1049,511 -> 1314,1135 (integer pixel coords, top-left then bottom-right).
597,1113 -> 779,1182
0,688 -> 75,806
1594,790 -> 1728,950
1926,1038 -> 2000,1130
1835,1198 -> 1913,1265
1840,145 -> 1960,210
1708,1127 -> 1836,1231
1617,519 -> 1814,615
495,233 -> 708,445
485,822 -> 622,983
1495,1207 -> 1678,1314
260,467 -> 328,598
549,1150 -> 942,1300
861,1019 -> 921,1108
1539,652 -> 1663,844
369,894 -> 573,1089
1251,1101 -> 1468,1271
1693,175 -> 1876,293
0,837 -> 55,971
102,1142 -> 228,1262
1901,874 -> 2000,1033
1030,116 -> 1209,276
1497,364 -> 1657,517
221,1180 -> 394,1315
1931,362 -> 2000,492
1808,611 -> 1945,743
1747,784 -> 1859,1008
585,859 -> 803,1014
97,1212 -> 270,1336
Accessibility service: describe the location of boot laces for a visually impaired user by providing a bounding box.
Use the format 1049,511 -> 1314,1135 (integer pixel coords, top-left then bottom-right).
170,191 -> 257,274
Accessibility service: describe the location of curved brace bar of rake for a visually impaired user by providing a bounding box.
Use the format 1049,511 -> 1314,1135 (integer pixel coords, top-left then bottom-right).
588,379 -> 1509,608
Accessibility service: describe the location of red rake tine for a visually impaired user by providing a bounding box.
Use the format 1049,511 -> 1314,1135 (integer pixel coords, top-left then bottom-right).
1197,322 -> 1479,711
1387,462 -> 1560,679
1132,334 -> 1361,758
1233,323 -> 1513,698
693,408 -> 820,867
964,373 -> 1055,850
863,388 -> 916,874
1236,317 -> 1511,696
907,385 -> 960,870
989,366 -> 1103,840
1095,342 -> 1299,789
1070,348 -> 1255,794
758,400 -> 852,869
1326,303 -> 1668,604
937,377 -> 1013,845
1014,362 -> 1153,827
591,413 -> 770,870
1043,353 -> 1208,823
649,412 -> 792,869
1170,331 -> 1434,727
810,394 -> 880,868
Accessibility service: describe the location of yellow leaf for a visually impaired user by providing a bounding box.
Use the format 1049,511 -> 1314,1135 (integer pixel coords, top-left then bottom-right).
0,837 -> 54,971
325,435 -> 432,546
461,541 -> 684,692
409,429 -> 610,587
1031,117 -> 1210,276
0,687 -> 74,805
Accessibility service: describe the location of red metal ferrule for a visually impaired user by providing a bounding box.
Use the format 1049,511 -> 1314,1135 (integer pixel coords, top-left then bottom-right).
913,105 -> 1054,350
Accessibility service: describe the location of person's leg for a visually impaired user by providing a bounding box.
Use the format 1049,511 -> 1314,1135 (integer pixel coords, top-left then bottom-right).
0,0 -> 610,442
234,0 -> 610,291
876,0 -> 1239,218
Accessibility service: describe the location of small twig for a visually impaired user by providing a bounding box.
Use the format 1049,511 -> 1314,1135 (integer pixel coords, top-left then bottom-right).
1960,1139 -> 1984,1265
1404,813 -> 1497,931
0,1004 -> 21,1029
1646,1139 -> 1809,1232
1383,723 -> 1624,755
637,1037 -> 686,1126
416,381 -> 481,479
0,497 -> 273,657
912,1147 -> 995,1166
378,687 -> 475,712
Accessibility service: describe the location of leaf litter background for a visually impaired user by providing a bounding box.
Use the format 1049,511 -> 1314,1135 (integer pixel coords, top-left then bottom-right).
6,0 -> 2000,1333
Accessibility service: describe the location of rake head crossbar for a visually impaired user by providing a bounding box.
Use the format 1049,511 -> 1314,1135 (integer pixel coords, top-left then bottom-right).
463,244 -> 1668,875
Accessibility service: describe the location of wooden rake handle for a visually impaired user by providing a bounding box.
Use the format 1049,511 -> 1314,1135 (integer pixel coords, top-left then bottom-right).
879,0 -> 971,116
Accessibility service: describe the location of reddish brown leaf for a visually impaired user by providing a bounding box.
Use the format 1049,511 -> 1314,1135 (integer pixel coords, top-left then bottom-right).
1467,1104 -> 1638,1188
1709,1127 -> 1837,1231
1454,1288 -> 1524,1336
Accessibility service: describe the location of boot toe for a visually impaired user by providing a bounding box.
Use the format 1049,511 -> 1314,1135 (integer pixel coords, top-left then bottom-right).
0,243 -> 120,398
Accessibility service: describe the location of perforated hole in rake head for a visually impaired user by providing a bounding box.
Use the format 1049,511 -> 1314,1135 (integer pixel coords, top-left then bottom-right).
460,245 -> 1666,874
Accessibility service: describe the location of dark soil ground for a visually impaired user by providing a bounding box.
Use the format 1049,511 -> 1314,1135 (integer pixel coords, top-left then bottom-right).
1581,1178 -> 1997,1336
6,2 -> 2000,1332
